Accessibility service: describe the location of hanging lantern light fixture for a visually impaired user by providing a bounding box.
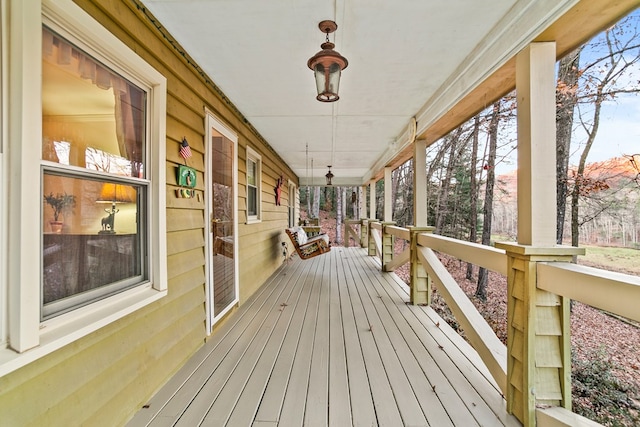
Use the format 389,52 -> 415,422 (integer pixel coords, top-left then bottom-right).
307,20 -> 348,102
325,166 -> 334,186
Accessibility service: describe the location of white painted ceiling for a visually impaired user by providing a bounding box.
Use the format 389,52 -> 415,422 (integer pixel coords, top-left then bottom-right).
140,0 -> 576,185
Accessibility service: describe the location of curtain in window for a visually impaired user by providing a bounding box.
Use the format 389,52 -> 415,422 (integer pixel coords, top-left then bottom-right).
43,27 -> 145,177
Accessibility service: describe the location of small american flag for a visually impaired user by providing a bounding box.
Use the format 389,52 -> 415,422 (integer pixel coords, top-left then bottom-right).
179,137 -> 192,159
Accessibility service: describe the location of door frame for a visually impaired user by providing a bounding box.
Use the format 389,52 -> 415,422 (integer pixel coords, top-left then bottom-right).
204,110 -> 239,334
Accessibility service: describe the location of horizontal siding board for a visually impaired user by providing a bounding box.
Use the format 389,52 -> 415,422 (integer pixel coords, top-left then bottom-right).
167,248 -> 205,280
86,326 -> 204,427
166,209 -> 203,232
167,229 -> 205,256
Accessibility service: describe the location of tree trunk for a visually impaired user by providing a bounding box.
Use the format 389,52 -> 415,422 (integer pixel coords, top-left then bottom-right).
476,101 -> 500,301
556,48 -> 581,244
351,187 -> 358,219
312,186 -> 321,218
435,134 -> 458,234
466,115 -> 481,280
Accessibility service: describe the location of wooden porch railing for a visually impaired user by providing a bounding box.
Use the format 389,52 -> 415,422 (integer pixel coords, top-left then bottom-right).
344,218 -> 640,427
344,219 -> 361,247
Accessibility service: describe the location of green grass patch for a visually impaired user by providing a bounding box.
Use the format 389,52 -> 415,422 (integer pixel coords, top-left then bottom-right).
580,246 -> 640,275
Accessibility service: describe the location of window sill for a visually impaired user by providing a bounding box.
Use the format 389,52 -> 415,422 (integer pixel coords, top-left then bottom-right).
0,285 -> 166,377
246,218 -> 262,225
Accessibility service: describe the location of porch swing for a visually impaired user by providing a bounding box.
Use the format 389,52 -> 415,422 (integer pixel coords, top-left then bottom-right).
285,226 -> 331,260
286,144 -> 331,259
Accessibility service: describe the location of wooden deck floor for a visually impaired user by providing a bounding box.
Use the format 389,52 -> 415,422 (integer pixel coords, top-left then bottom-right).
128,247 -> 520,427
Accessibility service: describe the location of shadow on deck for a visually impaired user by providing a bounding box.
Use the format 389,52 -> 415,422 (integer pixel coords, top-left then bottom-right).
128,247 -> 520,426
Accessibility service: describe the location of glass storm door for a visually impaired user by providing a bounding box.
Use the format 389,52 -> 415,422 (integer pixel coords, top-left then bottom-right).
206,114 -> 238,330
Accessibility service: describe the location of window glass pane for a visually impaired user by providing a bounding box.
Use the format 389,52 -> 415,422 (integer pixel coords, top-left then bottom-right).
42,26 -> 146,178
247,159 -> 256,186
42,172 -> 146,317
248,186 -> 257,216
211,134 -> 236,317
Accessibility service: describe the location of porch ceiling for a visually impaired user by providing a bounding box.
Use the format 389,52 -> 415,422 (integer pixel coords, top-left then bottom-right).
139,0 -> 637,186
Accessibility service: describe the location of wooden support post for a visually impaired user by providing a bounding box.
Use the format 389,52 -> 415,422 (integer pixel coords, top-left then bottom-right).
413,139 -> 428,227
409,226 -> 434,305
496,243 -> 583,426
384,167 -> 392,222
360,218 -> 368,248
504,41 -> 580,426
516,42 -> 557,247
381,222 -> 395,272
369,181 -> 376,221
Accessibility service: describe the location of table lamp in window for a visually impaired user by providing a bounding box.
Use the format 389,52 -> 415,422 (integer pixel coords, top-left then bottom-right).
97,183 -> 136,234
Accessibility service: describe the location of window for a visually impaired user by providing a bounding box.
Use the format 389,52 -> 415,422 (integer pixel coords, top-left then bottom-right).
41,26 -> 150,318
0,0 -> 167,368
246,147 -> 261,223
288,181 -> 297,227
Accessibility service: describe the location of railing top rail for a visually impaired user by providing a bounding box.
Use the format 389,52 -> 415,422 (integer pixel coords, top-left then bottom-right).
538,262 -> 640,323
384,225 -> 411,241
417,233 -> 507,275
370,222 -> 382,230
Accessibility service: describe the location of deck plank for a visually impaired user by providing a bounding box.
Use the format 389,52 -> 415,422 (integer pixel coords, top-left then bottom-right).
277,255 -> 325,426
203,257 -> 311,425
173,259 -> 304,426
336,251 -> 377,426
364,256 -> 520,426
341,251 -> 406,426
227,259 -> 316,426
128,248 -> 518,427
130,258 -> 305,427
350,252 -> 430,427
348,254 -> 458,427
304,252 -> 331,426
253,258 -> 322,424
327,249 -> 353,427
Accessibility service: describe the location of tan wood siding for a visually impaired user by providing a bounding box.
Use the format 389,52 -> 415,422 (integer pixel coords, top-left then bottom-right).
0,0 -> 297,425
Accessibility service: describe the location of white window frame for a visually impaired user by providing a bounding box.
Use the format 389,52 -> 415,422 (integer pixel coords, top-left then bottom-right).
246,146 -> 262,223
288,180 -> 297,228
0,0 -> 167,376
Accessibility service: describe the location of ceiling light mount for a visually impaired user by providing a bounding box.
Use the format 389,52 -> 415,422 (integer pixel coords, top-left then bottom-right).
308,20 -> 348,102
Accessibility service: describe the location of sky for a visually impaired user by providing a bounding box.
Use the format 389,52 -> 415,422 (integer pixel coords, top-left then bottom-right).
494,9 -> 640,175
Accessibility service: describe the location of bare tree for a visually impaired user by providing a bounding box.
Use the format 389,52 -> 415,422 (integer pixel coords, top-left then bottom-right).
556,47 -> 582,244
312,186 -> 321,218
476,101 -> 500,301
570,18 -> 640,247
466,115 -> 481,280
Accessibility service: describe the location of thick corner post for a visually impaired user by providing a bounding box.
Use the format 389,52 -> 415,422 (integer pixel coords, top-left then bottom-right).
409,227 -> 433,305
509,40 -> 576,426
360,218 -> 369,248
381,222 -> 395,272
367,220 -> 377,257
497,243 -> 583,426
